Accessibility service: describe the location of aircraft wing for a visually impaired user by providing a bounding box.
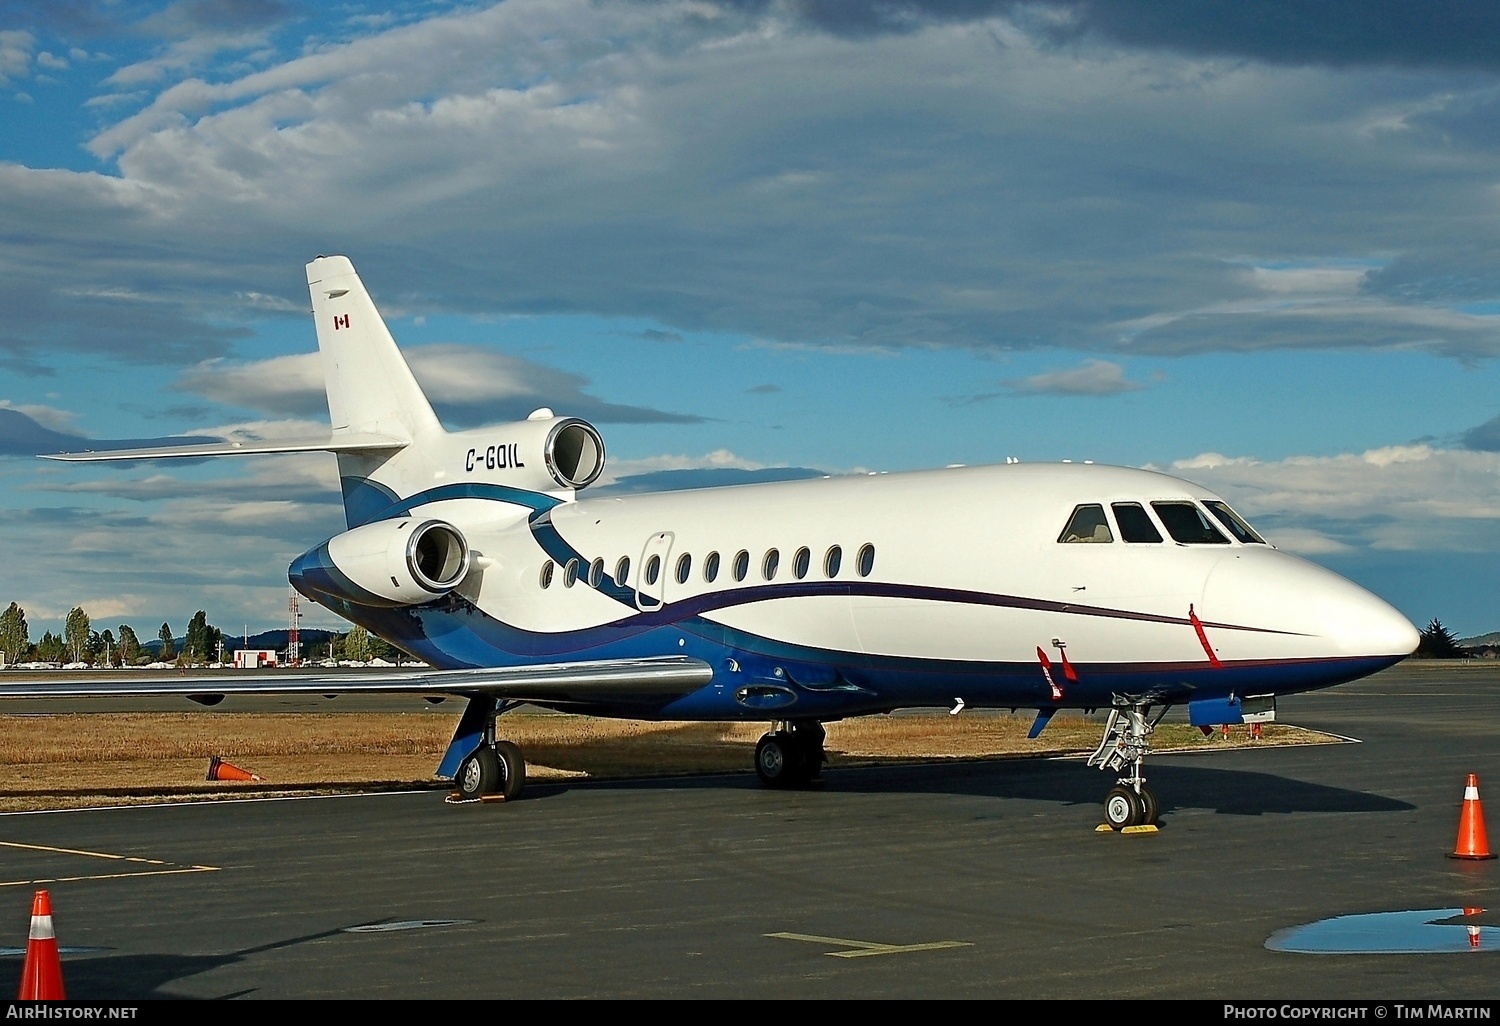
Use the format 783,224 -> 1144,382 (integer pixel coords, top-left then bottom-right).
38,433 -> 408,462
0,656 -> 714,705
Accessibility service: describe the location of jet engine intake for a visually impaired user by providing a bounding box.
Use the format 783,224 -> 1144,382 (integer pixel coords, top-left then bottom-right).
323,517 -> 472,606
545,418 -> 605,490
454,413 -> 606,493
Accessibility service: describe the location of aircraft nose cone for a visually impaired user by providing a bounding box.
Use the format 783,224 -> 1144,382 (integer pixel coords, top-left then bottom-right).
1204,550 -> 1419,659
1333,584 -> 1421,658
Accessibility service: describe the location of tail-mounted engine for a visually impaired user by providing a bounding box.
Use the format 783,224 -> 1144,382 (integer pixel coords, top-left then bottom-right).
456,412 -> 606,493
322,517 -> 472,606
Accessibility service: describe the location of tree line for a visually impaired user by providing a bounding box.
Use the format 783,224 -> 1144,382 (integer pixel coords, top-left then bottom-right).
0,603 -> 228,667
0,602 -> 401,667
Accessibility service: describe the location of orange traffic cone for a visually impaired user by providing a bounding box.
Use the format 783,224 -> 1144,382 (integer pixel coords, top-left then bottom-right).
1448,773 -> 1496,860
18,890 -> 65,1000
206,756 -> 264,782
1464,908 -> 1483,950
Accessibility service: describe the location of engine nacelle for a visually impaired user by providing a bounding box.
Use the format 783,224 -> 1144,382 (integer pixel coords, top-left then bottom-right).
324,517 -> 471,606
455,412 -> 606,493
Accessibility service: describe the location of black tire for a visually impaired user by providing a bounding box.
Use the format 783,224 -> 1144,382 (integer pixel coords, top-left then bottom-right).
494,740 -> 526,801
455,747 -> 500,800
799,739 -> 824,783
755,732 -> 802,787
1104,785 -> 1141,830
788,738 -> 823,785
788,722 -> 825,784
1137,783 -> 1159,826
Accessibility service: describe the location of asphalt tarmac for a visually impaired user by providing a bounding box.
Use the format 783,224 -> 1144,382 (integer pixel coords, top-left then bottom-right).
0,662 -> 1496,999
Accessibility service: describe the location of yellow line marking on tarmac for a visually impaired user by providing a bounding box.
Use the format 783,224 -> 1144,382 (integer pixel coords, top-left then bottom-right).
767,932 -> 972,958
0,840 -> 170,863
0,840 -> 221,887
0,867 -> 220,888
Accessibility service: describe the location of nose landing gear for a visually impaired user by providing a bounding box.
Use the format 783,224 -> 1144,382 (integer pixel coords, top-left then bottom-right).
754,720 -> 825,788
1088,699 -> 1167,830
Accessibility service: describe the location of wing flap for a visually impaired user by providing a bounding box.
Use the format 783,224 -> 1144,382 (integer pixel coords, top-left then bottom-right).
0,656 -> 713,703
39,433 -> 408,463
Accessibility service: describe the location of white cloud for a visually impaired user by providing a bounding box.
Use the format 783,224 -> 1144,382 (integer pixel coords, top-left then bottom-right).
0,31 -> 32,86
1006,359 -> 1144,396
1254,527 -> 1354,556
1167,445 -> 1500,552
1245,263 -> 1369,295
175,345 -> 699,425
597,448 -> 774,487
26,596 -> 147,623
0,3 -> 1494,368
84,92 -> 147,108
34,52 -> 67,72
0,400 -> 79,434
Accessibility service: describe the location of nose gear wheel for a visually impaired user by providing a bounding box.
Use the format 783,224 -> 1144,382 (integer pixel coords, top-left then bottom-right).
1088,699 -> 1168,829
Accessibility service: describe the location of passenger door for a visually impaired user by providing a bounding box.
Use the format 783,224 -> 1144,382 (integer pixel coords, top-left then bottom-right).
636,531 -> 674,611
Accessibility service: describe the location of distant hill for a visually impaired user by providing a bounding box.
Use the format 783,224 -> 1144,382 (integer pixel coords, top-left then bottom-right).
1459,632 -> 1500,649
142,628 -> 341,656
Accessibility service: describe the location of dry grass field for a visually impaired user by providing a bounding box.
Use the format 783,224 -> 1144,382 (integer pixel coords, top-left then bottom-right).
0,708 -> 1330,812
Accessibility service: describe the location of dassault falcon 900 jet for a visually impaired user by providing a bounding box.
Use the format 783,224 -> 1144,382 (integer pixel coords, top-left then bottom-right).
14,256 -> 1420,829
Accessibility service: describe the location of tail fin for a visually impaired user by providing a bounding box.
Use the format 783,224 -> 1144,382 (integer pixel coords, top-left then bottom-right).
306,256 -> 442,439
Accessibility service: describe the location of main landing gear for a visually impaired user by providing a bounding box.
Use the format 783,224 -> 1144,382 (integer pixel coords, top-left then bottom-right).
1087,698 -> 1167,830
754,720 -> 825,788
453,701 -> 527,802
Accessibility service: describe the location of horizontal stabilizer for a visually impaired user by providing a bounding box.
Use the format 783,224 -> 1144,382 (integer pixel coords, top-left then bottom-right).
38,433 -> 408,463
0,656 -> 713,704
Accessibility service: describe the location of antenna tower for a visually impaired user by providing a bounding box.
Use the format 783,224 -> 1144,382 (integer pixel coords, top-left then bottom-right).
287,587 -> 302,666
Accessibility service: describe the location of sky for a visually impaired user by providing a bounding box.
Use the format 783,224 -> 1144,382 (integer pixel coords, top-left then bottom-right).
3,0 -> 1500,639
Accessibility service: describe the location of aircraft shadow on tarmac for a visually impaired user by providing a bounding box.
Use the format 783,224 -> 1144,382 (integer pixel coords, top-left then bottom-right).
571,757 -> 1414,818
0,920 -> 424,1000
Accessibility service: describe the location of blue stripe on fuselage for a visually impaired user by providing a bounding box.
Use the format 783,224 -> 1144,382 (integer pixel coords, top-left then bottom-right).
302,481 -> 1377,719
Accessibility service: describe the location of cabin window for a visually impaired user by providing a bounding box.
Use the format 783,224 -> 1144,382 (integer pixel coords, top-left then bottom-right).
733,549 -> 750,582
539,560 -> 555,589
1151,501 -> 1229,544
563,558 -> 579,588
763,548 -> 780,580
1059,504 -> 1113,543
589,557 -> 604,588
675,553 -> 692,584
1111,503 -> 1162,544
1204,501 -> 1266,544
615,556 -> 631,586
645,554 -> 662,585
793,547 -> 811,579
824,545 -> 842,578
703,551 -> 721,583
857,543 -> 876,577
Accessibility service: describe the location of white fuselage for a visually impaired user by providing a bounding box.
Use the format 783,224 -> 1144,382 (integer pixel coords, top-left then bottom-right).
295,458 -> 1419,719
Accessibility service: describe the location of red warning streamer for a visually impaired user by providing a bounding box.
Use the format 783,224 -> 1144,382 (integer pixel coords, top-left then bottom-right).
1036,647 -> 1063,701
1057,646 -> 1078,682
1188,604 -> 1223,668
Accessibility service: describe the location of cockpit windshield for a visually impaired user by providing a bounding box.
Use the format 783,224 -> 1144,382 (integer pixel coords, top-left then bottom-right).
1150,501 -> 1229,544
1204,500 -> 1266,544
1058,504 -> 1113,543
1111,502 -> 1162,543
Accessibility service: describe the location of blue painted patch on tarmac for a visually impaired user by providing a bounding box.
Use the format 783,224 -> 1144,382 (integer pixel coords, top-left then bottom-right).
1267,909 -> 1497,953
